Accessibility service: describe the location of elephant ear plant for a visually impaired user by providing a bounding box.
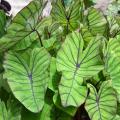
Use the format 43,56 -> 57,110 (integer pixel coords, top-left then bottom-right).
0,0 -> 120,120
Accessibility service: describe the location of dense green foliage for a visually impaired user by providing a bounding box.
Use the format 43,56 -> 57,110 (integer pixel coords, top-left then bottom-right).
0,0 -> 120,120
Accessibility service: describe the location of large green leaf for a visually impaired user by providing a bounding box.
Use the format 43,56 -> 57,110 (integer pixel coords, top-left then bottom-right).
87,7 -> 107,36
3,48 -> 51,113
85,81 -> 117,120
51,0 -> 81,31
105,36 -> 120,100
57,32 -> 103,107
0,0 -> 49,51
0,99 -> 21,120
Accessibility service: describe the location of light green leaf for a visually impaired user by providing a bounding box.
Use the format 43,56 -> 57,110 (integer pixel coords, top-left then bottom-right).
42,37 -> 56,49
85,81 -> 117,120
51,0 -> 81,31
0,0 -> 48,51
4,48 -> 51,113
57,32 -> 103,107
107,17 -> 120,37
105,37 -> 120,100
114,115 -> 120,120
87,7 -> 107,36
49,57 -> 58,91
81,27 -> 93,46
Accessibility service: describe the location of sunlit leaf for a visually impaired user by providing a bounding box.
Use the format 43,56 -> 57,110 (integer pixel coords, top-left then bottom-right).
57,32 -> 103,107
4,48 -> 51,112
51,0 -> 81,31
85,81 -> 117,120
105,36 -> 120,100
0,0 -> 48,51
87,7 -> 107,36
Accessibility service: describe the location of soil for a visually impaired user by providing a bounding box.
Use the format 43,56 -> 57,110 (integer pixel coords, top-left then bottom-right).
73,104 -> 90,120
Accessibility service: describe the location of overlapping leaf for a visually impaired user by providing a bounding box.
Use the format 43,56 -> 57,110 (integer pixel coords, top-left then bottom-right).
0,0 -> 50,51
57,32 -> 103,107
87,7 -> 107,36
40,91 -> 72,120
0,100 -> 8,119
85,81 -> 117,120
51,0 -> 81,31
49,57 -> 58,92
105,36 -> 120,100
0,99 -> 21,120
4,48 -> 51,112
53,92 -> 77,116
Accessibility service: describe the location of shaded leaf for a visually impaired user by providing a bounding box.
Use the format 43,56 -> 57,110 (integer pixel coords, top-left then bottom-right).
49,57 -> 60,92
53,92 -> 77,116
0,10 -> 6,37
40,90 -> 72,120
0,99 -> 21,120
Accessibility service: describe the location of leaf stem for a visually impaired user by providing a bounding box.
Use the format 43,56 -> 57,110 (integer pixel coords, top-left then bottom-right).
35,30 -> 43,47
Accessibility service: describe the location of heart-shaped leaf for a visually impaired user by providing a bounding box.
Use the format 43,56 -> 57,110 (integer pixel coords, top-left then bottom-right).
57,32 -> 103,107
4,48 -> 51,112
85,81 -> 117,120
0,0 -> 49,51
51,0 -> 81,31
